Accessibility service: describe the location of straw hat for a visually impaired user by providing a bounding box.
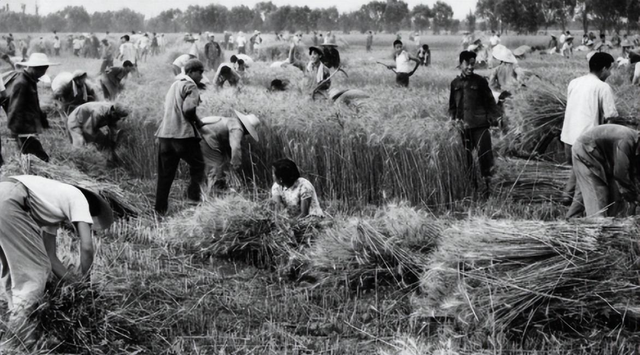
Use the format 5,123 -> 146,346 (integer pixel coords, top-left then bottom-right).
309,46 -> 324,57
512,45 -> 530,58
234,110 -> 260,142
254,30 -> 261,35
494,45 -> 517,63
16,53 -> 59,67
73,186 -> 114,231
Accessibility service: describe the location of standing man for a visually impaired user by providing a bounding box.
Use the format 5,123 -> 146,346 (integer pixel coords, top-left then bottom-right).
118,35 -> 137,66
568,125 -> 640,218
136,33 -> 151,63
449,50 -> 501,195
2,53 -> 59,163
366,31 -> 373,52
561,52 -> 619,214
236,32 -> 247,54
53,36 -> 61,56
224,31 -> 232,51
385,40 -> 420,87
204,34 -> 222,71
5,36 -> 15,56
100,39 -> 115,74
154,59 -> 206,215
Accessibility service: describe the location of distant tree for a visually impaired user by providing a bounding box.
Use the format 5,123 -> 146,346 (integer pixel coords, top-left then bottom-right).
229,5 -> 255,32
112,8 -> 145,32
411,4 -> 431,32
432,1 -> 454,34
466,11 -> 476,32
265,5 -> 291,32
317,7 -> 340,31
450,19 -> 461,34
588,0 -> 627,32
147,9 -> 183,33
255,1 -> 277,21
60,6 -> 91,32
359,1 -> 387,32
183,4 -> 228,33
476,0 -> 501,32
43,12 -> 66,32
384,0 -> 410,33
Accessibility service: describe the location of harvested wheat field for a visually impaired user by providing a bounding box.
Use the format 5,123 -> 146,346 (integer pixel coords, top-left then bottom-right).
0,17 -> 639,355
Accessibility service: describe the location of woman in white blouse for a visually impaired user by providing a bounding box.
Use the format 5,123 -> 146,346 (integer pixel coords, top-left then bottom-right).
271,159 -> 323,218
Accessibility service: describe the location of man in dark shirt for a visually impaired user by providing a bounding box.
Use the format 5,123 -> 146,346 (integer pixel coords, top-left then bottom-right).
449,50 -> 500,194
99,60 -> 136,100
2,53 -> 59,163
52,70 -> 97,114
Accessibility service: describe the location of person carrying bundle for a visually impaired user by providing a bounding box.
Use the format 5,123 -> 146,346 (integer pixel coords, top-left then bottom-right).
0,175 -> 113,352
383,40 -> 420,87
449,50 -> 501,196
568,124 -> 640,218
52,70 -> 97,114
67,102 -> 129,165
561,53 -> 619,213
199,111 -> 261,193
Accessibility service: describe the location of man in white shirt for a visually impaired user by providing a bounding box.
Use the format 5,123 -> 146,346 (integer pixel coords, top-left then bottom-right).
136,33 -> 151,63
385,39 -> 420,87
236,32 -> 247,54
489,31 -> 501,47
561,52 -> 619,213
118,34 -> 137,65
0,175 -> 112,352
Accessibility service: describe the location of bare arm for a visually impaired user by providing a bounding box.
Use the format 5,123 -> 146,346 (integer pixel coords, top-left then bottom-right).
75,222 -> 94,277
298,198 -> 311,218
43,231 -> 72,280
229,128 -> 244,168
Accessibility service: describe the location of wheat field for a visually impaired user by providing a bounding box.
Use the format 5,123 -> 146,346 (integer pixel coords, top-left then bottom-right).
0,32 -> 639,354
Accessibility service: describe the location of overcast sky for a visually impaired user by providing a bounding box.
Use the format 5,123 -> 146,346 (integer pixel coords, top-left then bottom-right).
8,0 -> 477,19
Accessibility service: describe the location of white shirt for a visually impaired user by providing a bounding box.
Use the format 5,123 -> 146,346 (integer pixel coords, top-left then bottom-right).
236,36 -> 247,47
395,50 -> 412,73
271,178 -> 323,217
53,39 -> 61,48
12,175 -> 93,234
236,54 -> 254,63
136,36 -> 150,49
559,34 -> 566,44
561,73 -> 618,145
119,42 -> 137,63
490,35 -> 501,46
173,54 -> 192,68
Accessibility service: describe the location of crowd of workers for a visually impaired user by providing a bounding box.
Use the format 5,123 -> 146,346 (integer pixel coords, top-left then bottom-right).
0,27 -> 638,351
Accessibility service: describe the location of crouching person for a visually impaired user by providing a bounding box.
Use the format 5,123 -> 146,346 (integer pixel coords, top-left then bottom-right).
199,110 -> 261,193
67,102 -> 129,165
0,175 -> 113,352
568,124 -> 640,218
271,158 -> 324,218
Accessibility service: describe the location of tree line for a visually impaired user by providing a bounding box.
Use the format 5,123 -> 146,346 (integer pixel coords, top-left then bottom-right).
0,0 -> 636,35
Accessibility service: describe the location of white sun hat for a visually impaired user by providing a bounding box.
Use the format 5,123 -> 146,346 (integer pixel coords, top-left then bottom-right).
16,53 -> 60,67
234,110 -> 260,142
492,44 -> 517,64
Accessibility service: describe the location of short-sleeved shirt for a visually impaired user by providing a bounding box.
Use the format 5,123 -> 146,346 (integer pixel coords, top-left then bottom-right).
11,175 -> 93,234
395,50 -> 412,73
119,42 -> 137,63
271,178 -> 323,217
236,36 -> 247,47
173,54 -> 192,68
561,73 -> 618,145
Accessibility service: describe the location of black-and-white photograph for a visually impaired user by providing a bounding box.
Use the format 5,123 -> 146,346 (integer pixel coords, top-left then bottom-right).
0,0 -> 638,353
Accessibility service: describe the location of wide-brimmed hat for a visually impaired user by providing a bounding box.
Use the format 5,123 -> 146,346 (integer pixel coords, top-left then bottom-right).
565,35 -> 574,41
493,44 -> 517,63
16,53 -> 60,67
309,46 -> 323,57
73,186 -> 114,231
254,30 -> 261,35
234,110 -> 260,142
72,69 -> 87,80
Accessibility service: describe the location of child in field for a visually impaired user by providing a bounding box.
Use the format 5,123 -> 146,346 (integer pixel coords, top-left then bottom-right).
561,36 -> 574,58
307,46 -> 331,97
385,40 -> 420,87
271,158 -> 323,218
417,44 -> 431,66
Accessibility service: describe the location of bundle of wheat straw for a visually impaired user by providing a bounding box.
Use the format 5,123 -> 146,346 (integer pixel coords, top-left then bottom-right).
30,279 -> 158,354
419,218 -> 640,338
502,83 -> 566,157
493,158 -> 571,203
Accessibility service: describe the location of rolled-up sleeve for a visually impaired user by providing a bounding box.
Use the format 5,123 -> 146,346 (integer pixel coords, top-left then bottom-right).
601,86 -> 618,119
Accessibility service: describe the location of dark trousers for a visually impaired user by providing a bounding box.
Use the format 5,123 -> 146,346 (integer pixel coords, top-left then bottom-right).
155,138 -> 205,215
396,73 -> 410,87
462,127 -> 494,178
15,136 -> 49,163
